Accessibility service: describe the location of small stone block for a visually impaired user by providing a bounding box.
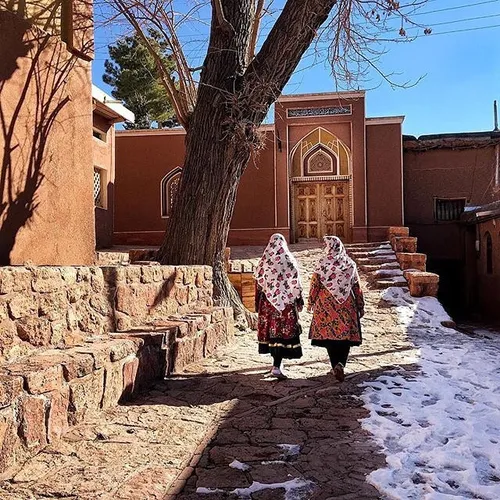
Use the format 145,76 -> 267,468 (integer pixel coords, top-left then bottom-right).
392,236 -> 417,253
405,271 -> 440,297
387,226 -> 410,240
396,252 -> 427,271
0,376 -> 24,409
19,396 -> 47,450
122,358 -> 139,400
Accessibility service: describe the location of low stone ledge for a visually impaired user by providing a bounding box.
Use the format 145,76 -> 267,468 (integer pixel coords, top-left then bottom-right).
396,252 -> 427,271
391,236 -> 418,253
403,271 -> 440,297
387,226 -> 410,240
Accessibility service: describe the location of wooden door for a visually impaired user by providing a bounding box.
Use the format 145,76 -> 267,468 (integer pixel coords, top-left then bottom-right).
293,182 -> 350,241
320,183 -> 349,241
294,184 -> 320,239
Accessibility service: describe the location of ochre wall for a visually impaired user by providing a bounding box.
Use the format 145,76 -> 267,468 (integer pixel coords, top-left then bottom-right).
93,113 -> 115,249
403,143 -> 497,260
366,122 -> 404,241
114,129 -> 283,246
274,94 -> 367,243
477,218 -> 500,320
0,5 -> 95,265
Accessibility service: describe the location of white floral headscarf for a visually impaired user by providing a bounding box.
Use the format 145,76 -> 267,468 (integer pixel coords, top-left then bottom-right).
314,236 -> 358,304
254,234 -> 303,312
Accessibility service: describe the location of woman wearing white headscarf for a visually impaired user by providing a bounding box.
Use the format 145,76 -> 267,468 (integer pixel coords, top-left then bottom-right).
254,234 -> 304,379
308,236 -> 364,382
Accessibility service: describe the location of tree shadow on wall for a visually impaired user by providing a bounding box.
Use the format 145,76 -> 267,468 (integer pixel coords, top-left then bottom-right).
0,7 -> 90,264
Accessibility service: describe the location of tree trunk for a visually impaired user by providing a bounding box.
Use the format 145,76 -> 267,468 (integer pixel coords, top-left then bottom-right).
157,0 -> 337,321
157,0 -> 255,322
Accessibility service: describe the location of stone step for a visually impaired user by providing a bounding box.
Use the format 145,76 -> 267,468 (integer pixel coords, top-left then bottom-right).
345,241 -> 389,249
375,278 -> 408,289
349,249 -> 395,259
360,263 -> 400,273
354,256 -> 398,266
372,269 -> 404,278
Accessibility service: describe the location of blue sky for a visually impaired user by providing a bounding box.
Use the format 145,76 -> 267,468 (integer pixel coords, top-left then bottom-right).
92,0 -> 500,136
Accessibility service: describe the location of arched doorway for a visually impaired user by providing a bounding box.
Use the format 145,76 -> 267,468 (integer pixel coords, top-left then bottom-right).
290,128 -> 352,242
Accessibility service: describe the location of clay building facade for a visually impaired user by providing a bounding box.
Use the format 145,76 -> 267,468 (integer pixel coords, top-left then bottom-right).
0,0 -> 95,265
92,85 -> 134,249
114,91 -> 405,246
403,133 -> 500,319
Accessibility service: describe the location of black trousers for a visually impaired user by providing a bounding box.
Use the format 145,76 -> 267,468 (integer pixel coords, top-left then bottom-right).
326,342 -> 350,368
272,354 -> 283,368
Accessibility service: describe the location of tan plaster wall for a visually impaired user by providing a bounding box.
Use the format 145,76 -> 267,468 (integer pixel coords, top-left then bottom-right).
0,6 -> 95,265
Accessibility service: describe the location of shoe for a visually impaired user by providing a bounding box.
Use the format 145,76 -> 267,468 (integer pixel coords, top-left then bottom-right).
333,363 -> 345,382
271,367 -> 288,380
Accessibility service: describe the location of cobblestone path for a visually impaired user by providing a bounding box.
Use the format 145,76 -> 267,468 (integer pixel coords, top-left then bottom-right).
0,244 -> 420,500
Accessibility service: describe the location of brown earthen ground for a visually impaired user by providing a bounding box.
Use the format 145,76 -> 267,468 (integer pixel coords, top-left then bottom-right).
0,244 -> 420,499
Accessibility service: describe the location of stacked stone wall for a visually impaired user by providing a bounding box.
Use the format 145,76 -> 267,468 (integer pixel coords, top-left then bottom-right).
0,263 -> 233,476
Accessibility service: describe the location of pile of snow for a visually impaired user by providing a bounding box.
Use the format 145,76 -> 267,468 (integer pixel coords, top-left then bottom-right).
361,288 -> 500,498
381,286 -> 454,331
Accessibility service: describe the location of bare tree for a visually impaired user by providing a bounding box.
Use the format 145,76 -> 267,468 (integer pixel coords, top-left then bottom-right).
102,0 -> 429,322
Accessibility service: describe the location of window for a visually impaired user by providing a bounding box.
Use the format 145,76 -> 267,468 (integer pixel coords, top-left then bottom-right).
93,129 -> 106,142
93,168 -> 105,208
434,198 -> 466,222
486,232 -> 493,275
161,168 -> 182,217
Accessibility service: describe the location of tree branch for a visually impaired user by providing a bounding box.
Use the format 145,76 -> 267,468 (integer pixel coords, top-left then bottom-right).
242,0 -> 337,123
247,0 -> 265,63
211,0 -> 233,32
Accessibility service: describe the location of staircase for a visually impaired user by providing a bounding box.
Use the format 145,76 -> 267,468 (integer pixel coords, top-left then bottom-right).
345,241 -> 408,289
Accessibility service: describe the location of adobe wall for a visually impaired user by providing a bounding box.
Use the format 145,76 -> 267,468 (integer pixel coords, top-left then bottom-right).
403,142 -> 497,259
114,129 -> 283,246
366,123 -> 404,241
93,113 -> 115,249
0,262 -> 233,475
477,219 -> 500,320
0,4 -> 95,265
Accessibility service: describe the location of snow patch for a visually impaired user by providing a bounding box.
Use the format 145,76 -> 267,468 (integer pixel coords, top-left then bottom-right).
229,460 -> 251,471
361,288 -> 500,499
381,286 -> 454,331
278,444 -> 302,457
197,478 -> 315,499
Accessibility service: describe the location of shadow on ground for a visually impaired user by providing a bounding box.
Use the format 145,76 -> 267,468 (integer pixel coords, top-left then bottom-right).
124,354 -> 419,499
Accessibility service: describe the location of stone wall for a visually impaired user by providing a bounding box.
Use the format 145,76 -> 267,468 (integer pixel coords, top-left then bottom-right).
0,264 -> 215,362
0,263 -> 234,476
0,267 -> 112,361
103,264 -> 213,332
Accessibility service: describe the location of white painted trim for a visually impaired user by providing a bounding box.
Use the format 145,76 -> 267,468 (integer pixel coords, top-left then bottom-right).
279,91 -> 365,102
92,85 -> 135,123
400,123 -> 405,224
117,123 -> 276,137
366,116 -> 405,125
117,128 -> 187,137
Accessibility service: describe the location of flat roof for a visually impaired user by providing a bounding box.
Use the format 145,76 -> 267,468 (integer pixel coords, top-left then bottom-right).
404,131 -> 500,141
92,85 -> 135,123
366,116 -> 405,125
278,91 -> 365,102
